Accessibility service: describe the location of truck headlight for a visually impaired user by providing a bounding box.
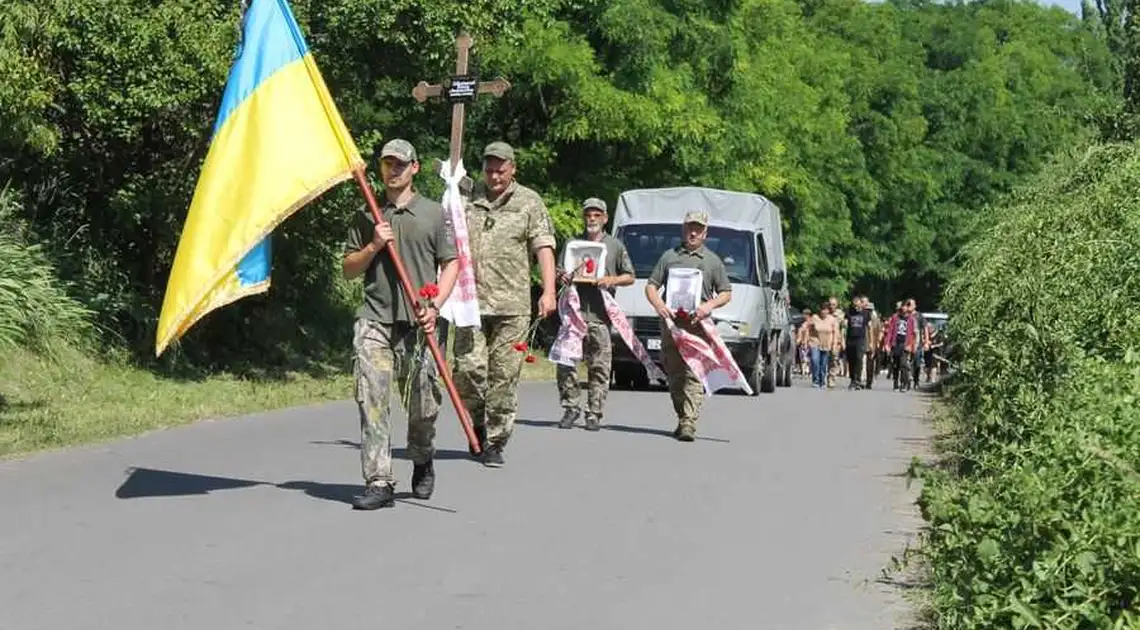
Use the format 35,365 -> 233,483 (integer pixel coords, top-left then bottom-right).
715,319 -> 750,339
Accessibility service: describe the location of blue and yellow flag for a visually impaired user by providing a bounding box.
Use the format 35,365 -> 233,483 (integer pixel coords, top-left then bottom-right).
155,0 -> 364,356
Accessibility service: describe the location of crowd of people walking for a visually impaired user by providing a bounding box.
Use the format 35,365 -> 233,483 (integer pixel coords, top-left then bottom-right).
794,296 -> 938,392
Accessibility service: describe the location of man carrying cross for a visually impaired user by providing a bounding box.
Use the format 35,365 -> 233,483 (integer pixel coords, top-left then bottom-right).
453,142 -> 558,467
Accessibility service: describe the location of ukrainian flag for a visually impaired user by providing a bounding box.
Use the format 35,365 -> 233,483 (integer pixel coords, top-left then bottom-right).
155,0 -> 364,357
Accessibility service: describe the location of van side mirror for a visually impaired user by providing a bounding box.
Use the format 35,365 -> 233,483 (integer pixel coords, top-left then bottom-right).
769,269 -> 785,291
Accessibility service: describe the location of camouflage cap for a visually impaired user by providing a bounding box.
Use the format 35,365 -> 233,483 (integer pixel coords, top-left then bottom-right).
483,141 -> 515,162
683,210 -> 709,226
583,197 -> 607,212
380,138 -> 417,162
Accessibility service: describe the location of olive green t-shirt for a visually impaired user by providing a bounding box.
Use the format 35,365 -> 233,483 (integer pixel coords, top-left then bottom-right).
647,244 -> 732,305
344,192 -> 457,325
557,233 -> 635,324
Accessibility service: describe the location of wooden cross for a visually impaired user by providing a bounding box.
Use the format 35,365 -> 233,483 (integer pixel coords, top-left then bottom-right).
412,33 -> 511,173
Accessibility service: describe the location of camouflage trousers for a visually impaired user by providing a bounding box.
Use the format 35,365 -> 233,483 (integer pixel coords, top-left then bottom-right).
353,318 -> 441,488
661,321 -> 705,428
556,321 -> 613,421
453,315 -> 529,449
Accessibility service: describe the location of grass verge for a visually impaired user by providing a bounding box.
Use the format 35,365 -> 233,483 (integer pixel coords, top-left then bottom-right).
1,340 -> 563,461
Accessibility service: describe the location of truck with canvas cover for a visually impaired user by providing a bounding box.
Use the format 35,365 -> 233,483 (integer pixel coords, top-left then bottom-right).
608,187 -> 794,394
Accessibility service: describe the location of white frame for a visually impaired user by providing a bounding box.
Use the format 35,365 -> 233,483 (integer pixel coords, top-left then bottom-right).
665,267 -> 702,313
562,239 -> 608,283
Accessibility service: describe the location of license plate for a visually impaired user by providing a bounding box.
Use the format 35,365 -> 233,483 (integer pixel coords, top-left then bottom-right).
646,338 -> 661,350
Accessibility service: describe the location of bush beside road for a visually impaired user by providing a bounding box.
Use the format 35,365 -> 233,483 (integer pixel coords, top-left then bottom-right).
903,142 -> 1140,629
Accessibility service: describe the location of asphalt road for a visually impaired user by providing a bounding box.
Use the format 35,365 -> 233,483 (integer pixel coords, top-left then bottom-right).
0,376 -> 930,630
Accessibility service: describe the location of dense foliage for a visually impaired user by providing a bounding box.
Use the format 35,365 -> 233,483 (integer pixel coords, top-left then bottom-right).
907,142 -> 1140,629
0,0 -> 1120,368
0,188 -> 94,357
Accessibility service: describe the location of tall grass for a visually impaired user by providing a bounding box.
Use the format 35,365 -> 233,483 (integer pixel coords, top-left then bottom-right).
0,187 -> 94,356
905,142 -> 1140,629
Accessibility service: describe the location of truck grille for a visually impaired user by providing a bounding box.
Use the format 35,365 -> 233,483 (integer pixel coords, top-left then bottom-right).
630,316 -> 660,337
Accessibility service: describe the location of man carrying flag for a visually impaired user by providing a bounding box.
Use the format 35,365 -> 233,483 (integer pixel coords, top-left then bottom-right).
343,139 -> 459,510
643,211 -> 739,442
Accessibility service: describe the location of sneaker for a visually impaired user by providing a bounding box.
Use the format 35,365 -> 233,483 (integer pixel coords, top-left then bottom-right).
558,409 -> 579,429
411,460 -> 435,499
481,445 -> 505,467
352,483 -> 395,510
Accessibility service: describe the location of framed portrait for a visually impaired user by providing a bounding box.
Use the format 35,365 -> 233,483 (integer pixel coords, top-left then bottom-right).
665,267 -> 702,313
562,240 -> 607,284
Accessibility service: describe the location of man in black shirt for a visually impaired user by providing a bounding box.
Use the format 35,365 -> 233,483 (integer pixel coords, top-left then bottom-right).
845,295 -> 873,390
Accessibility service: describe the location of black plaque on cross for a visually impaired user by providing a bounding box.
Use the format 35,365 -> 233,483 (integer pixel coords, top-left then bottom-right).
412,33 -> 511,174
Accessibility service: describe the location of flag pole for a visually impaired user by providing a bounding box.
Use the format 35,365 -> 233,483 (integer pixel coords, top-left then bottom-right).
351,168 -> 481,454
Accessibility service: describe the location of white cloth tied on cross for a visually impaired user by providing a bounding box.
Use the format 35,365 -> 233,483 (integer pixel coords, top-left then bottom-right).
436,158 -> 480,328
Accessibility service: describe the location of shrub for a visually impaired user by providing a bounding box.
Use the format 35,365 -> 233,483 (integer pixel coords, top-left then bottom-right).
909,142 -> 1140,629
0,188 -> 94,356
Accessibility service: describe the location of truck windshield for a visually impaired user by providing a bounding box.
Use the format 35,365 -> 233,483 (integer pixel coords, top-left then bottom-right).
614,223 -> 759,285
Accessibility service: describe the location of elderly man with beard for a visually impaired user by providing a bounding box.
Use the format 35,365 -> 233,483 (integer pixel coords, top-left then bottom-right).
554,198 -> 635,431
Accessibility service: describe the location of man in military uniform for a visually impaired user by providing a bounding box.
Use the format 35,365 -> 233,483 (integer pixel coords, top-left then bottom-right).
342,139 -> 459,510
555,197 -> 635,431
644,211 -> 732,442
454,141 -> 558,467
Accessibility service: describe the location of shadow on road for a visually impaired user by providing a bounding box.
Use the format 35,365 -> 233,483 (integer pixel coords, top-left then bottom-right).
113,467 -> 458,513
514,418 -> 730,443
115,467 -> 266,498
604,423 -> 731,443
277,480 -> 458,514
514,418 -> 557,428
308,440 -> 471,460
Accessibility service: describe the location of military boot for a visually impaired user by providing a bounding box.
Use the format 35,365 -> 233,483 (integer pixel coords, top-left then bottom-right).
674,423 -> 696,442
584,413 -> 601,431
352,483 -> 395,510
411,460 -> 435,500
558,408 -> 580,429
481,443 -> 505,467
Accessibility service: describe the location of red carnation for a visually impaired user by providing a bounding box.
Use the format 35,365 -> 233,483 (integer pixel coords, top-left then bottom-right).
513,342 -> 528,352
418,283 -> 440,300
584,258 -> 596,274
524,354 -> 537,363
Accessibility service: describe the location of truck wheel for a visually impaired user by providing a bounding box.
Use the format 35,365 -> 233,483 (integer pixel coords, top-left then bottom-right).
760,359 -> 777,393
775,360 -> 793,385
746,362 -> 761,396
